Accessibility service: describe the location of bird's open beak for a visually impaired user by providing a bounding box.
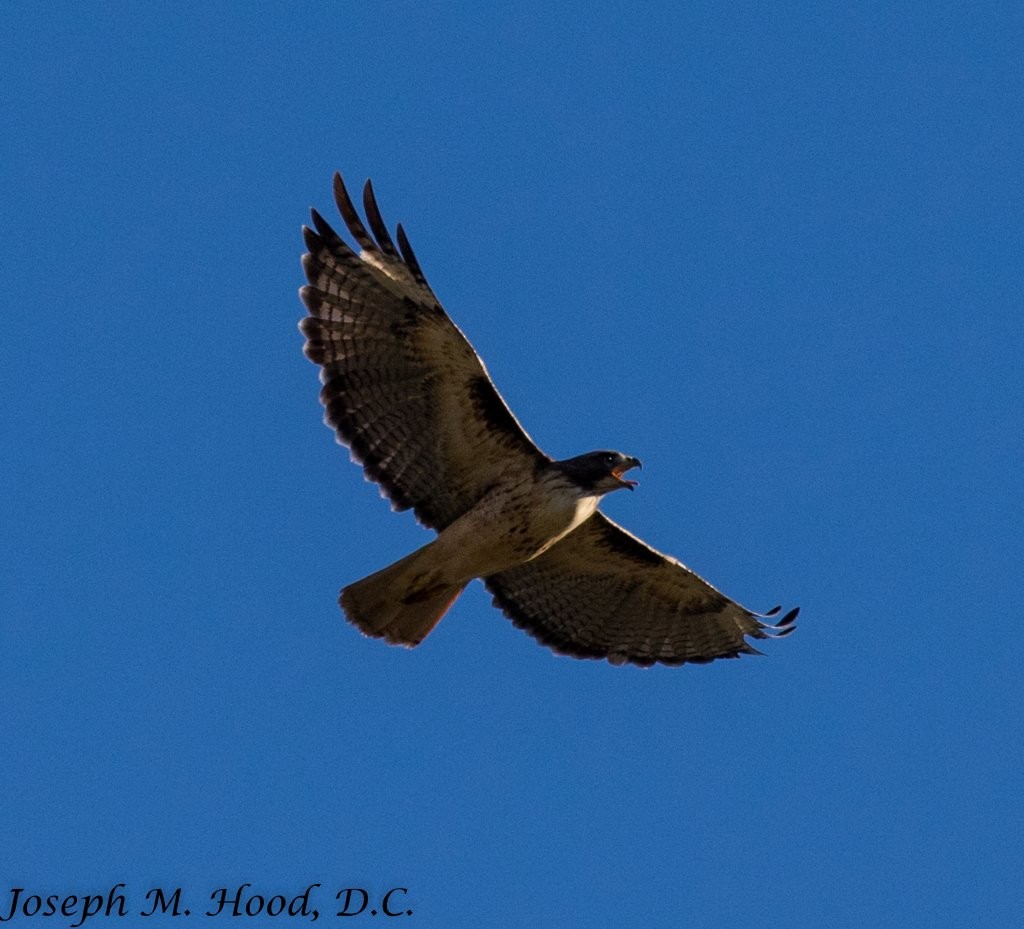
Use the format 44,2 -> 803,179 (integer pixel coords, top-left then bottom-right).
611,456 -> 642,490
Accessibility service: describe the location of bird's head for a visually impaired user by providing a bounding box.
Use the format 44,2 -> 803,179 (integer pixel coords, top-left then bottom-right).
553,450 -> 643,495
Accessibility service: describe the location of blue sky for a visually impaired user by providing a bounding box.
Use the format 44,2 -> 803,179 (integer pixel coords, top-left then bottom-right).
2,2 -> 1022,926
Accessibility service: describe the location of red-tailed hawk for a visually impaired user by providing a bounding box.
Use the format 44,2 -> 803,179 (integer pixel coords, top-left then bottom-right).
299,174 -> 798,667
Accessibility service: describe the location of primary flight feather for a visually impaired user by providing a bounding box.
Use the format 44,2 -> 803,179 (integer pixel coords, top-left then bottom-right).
299,174 -> 797,667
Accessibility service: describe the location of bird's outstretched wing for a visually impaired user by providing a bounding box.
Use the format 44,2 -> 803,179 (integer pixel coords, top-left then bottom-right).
300,174 -> 550,530
485,513 -> 798,667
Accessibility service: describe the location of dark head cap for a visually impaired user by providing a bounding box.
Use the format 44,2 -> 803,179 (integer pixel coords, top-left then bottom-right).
552,450 -> 642,495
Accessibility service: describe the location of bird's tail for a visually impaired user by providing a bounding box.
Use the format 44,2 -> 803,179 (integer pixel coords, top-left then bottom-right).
339,542 -> 468,648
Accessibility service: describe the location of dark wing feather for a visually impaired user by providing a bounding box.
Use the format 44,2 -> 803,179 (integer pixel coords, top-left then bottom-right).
485,513 -> 797,667
300,173 -> 549,531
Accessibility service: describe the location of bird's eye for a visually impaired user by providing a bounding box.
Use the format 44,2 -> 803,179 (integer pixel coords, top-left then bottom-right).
604,453 -> 616,464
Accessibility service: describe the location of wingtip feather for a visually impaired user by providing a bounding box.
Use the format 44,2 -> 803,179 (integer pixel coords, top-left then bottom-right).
362,178 -> 399,257
396,222 -> 427,283
333,172 -> 377,252
310,207 -> 339,241
302,224 -> 321,253
778,606 -> 800,627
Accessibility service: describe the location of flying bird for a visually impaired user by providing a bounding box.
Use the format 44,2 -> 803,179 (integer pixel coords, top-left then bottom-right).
299,174 -> 798,667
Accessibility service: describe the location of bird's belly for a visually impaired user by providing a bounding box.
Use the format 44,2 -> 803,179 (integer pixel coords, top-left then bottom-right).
434,487 -> 599,581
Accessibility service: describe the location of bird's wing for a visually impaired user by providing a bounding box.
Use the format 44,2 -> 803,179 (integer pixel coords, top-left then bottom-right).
484,513 -> 798,667
300,174 -> 550,531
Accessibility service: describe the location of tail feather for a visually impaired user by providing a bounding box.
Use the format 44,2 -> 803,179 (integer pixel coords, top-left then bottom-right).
340,545 -> 467,647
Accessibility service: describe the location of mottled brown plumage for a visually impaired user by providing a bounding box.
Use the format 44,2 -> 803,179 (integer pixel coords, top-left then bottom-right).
299,174 -> 797,666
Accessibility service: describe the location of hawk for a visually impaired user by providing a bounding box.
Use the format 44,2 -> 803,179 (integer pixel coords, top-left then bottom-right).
299,174 -> 798,667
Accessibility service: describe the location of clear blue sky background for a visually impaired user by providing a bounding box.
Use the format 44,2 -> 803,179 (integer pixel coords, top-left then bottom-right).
3,2 -> 1022,927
